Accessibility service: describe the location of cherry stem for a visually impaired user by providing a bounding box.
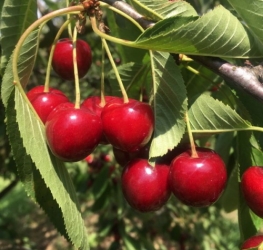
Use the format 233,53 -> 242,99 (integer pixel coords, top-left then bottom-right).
185,111 -> 198,158
100,42 -> 106,107
72,26 -> 81,109
44,19 -> 71,92
184,65 -> 215,86
12,5 -> 84,90
66,0 -> 73,39
101,38 -> 129,103
89,16 -> 137,49
100,3 -> 145,32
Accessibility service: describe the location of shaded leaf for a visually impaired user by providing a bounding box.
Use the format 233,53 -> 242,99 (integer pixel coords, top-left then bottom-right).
90,166 -> 110,200
129,0 -> 198,21
150,51 -> 187,158
227,0 -> 263,45
108,62 -> 151,99
106,9 -> 147,64
236,132 -> 263,242
0,0 -> 37,74
219,163 -> 239,212
132,5 -> 263,58
1,29 -> 39,107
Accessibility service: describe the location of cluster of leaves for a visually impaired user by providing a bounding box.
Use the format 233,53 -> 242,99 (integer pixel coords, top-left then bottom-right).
1,0 -> 263,249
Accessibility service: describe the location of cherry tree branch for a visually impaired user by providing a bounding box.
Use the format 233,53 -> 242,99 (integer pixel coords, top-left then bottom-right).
101,0 -> 263,102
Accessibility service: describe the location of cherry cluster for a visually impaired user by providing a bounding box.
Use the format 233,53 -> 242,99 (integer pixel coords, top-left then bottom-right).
27,37 -> 228,214
27,39 -> 154,162
119,146 -> 227,213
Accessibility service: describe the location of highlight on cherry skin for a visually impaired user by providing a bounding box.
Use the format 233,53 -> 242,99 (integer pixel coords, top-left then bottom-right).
169,147 -> 227,207
241,234 -> 263,250
45,102 -> 103,162
26,85 -> 69,123
81,95 -> 122,144
121,158 -> 171,213
101,98 -> 154,152
241,166 -> 263,218
52,38 -> 92,80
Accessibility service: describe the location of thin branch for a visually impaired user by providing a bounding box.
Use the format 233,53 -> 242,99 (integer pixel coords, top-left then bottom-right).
101,0 -> 263,102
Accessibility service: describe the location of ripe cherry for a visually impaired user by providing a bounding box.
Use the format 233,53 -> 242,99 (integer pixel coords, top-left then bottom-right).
121,158 -> 171,212
241,166 -> 263,218
45,102 -> 102,162
101,99 -> 154,152
81,96 -> 120,116
52,38 -> 92,80
27,85 -> 69,123
81,96 -> 121,144
169,147 -> 227,207
241,235 -> 263,249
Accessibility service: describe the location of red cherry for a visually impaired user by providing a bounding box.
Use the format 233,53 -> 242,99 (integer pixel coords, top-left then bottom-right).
156,143 -> 191,165
45,103 -> 102,162
169,147 -> 227,207
52,38 -> 92,80
241,166 -> 263,218
81,96 -> 120,117
121,158 -> 171,212
27,85 -> 69,123
81,96 -> 121,144
241,235 -> 263,249
101,99 -> 154,152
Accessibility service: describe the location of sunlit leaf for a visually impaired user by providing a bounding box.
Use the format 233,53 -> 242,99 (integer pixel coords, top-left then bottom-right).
129,0 -> 198,21
227,0 -> 263,45
1,29 -> 39,107
6,91 -> 68,239
188,94 -> 251,132
131,5 -> 263,58
13,87 -> 90,249
0,0 -> 37,74
150,51 -> 187,158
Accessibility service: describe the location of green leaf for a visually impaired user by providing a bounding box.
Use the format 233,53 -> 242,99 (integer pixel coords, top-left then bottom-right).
1,29 -> 39,107
90,166 -> 110,200
0,0 -> 37,75
188,94 -> 251,132
13,87 -> 89,249
219,163 -> 239,212
227,0 -> 263,45
129,0 -> 198,21
236,132 -> 263,242
6,89 -> 68,239
149,51 -> 187,158
132,5 -> 263,58
106,10 -> 147,64
108,62 -> 151,99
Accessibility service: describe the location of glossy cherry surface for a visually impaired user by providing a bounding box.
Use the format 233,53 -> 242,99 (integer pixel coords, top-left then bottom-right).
241,166 -> 263,218
121,158 -> 171,212
81,96 -> 121,144
27,85 -> 69,123
101,99 -> 154,152
81,96 -> 120,116
169,147 -> 227,207
45,103 -> 102,162
241,235 -> 263,249
52,38 -> 92,80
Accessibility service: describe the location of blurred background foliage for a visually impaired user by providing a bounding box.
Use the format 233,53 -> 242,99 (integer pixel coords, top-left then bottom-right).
0,0 -> 240,249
